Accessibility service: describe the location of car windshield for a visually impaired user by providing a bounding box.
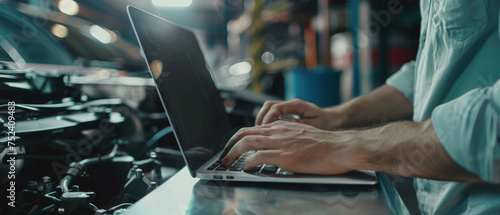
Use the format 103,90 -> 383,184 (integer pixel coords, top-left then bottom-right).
0,6 -> 73,65
0,3 -> 145,70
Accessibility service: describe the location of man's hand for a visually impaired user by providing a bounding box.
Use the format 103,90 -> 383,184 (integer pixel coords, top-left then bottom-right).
220,119 -> 481,182
255,85 -> 414,130
220,121 -> 357,175
255,99 -> 342,130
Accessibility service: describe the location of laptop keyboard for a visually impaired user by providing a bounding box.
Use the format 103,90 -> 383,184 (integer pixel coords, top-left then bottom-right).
207,151 -> 293,175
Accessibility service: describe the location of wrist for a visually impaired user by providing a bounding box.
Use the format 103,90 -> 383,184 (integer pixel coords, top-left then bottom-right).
328,130 -> 378,172
325,97 -> 363,129
324,107 -> 344,129
325,102 -> 356,129
349,120 -> 431,174
348,129 -> 383,172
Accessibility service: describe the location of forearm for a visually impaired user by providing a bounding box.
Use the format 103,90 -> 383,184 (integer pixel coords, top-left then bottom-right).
326,85 -> 413,129
349,119 -> 481,182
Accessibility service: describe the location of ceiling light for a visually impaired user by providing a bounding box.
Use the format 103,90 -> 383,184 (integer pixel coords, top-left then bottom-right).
90,25 -> 112,44
229,61 -> 252,76
51,24 -> 68,38
58,0 -> 79,16
152,0 -> 192,7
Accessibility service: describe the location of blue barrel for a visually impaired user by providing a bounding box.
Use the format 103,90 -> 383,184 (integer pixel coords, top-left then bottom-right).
284,66 -> 341,107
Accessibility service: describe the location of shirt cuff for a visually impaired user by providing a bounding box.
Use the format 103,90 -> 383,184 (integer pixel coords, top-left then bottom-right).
386,61 -> 415,102
432,84 -> 500,182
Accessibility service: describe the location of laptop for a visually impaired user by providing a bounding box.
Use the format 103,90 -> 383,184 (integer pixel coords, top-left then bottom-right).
127,6 -> 377,185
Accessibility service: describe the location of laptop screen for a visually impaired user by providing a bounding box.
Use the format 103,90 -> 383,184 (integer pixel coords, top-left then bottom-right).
128,6 -> 233,176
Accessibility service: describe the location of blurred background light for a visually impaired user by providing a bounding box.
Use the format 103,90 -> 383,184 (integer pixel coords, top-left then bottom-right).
58,0 -> 79,16
90,25 -> 112,44
261,52 -> 275,64
51,24 -> 68,38
152,0 -> 193,7
227,14 -> 252,34
229,61 -> 252,76
97,69 -> 111,78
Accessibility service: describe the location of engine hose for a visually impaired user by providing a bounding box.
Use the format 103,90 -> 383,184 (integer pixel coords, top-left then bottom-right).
59,144 -> 119,192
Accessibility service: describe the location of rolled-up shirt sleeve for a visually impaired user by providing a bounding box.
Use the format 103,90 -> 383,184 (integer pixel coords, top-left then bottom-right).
386,61 -> 416,102
432,79 -> 500,183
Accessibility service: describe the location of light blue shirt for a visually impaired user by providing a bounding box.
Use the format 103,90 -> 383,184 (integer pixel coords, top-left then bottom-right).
386,0 -> 500,214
